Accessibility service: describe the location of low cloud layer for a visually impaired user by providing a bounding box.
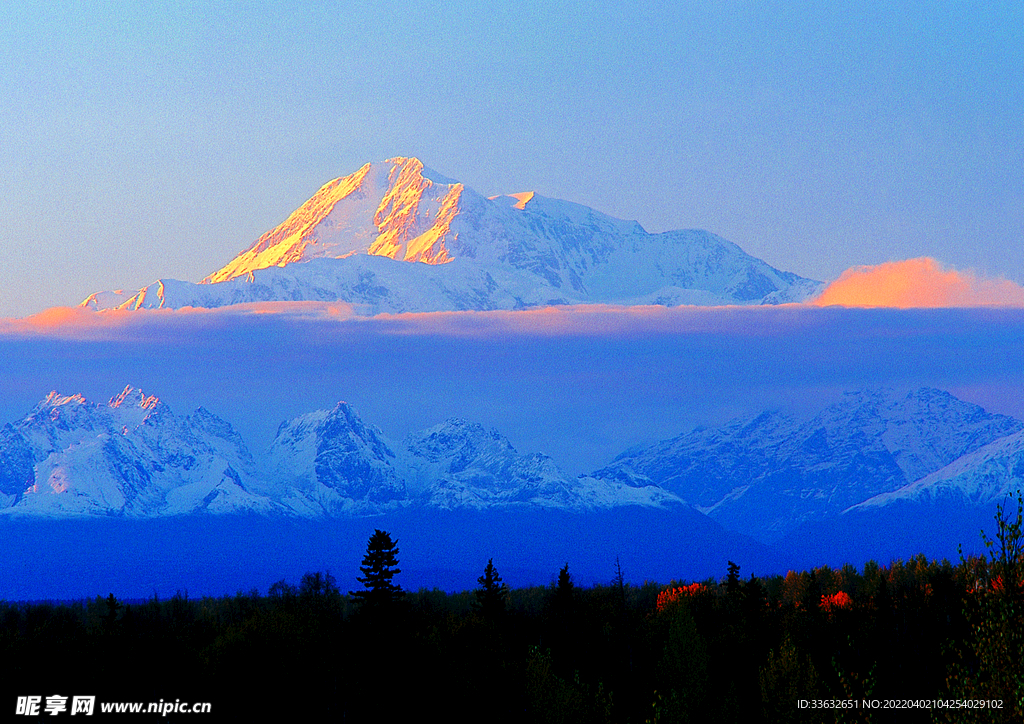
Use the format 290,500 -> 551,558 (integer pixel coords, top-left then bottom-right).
0,302 -> 818,342
3,303 -> 1024,475
812,258 -> 1024,308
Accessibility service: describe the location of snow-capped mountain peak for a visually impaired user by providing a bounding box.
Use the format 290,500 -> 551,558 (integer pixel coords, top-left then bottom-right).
108,384 -> 161,411
7,383 -> 1020,541
202,157 -> 463,284
492,191 -> 536,210
266,401 -> 406,516
0,387 -> 276,518
41,391 -> 87,408
83,158 -> 824,314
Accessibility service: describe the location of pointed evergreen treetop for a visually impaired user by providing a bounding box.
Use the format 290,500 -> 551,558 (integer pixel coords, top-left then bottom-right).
474,558 -> 509,619
351,529 -> 404,609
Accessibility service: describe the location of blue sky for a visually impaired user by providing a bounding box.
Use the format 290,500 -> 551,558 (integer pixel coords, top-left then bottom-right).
1,1 -> 1021,317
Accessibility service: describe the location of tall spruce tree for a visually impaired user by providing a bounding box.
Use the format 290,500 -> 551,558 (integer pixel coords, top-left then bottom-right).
474,558 -> 509,619
350,529 -> 404,612
553,563 -> 574,616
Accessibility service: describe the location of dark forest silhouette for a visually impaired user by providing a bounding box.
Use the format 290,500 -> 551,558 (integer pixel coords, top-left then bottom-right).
2,496 -> 1021,723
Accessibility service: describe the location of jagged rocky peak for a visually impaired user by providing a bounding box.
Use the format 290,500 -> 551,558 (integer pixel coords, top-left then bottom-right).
318,401 -> 396,455
267,405 -> 642,512
107,385 -> 171,427
0,386 -> 684,518
0,386 -> 275,518
41,391 -> 88,408
20,391 -> 107,440
404,418 -> 511,461
31,391 -> 89,419
203,157 -> 465,284
188,406 -> 243,441
109,384 -> 161,410
267,401 -> 406,514
273,400 -> 398,465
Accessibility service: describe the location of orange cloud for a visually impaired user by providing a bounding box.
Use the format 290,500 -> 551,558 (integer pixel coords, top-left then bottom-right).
0,306 -> 142,336
2,301 -> 795,341
812,258 -> 1024,308
0,302 -> 363,340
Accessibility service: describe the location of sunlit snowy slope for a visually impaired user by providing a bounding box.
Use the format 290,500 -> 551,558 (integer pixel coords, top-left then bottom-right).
82,157 -> 822,313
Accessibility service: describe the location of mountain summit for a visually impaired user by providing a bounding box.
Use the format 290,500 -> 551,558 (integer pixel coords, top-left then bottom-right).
83,157 -> 823,313
203,158 -> 463,283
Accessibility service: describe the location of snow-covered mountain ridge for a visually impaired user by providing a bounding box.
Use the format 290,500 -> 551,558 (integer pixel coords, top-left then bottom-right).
0,386 -> 275,517
590,387 -> 1024,542
81,157 -> 823,314
851,427 -> 1024,511
3,385 -> 1021,544
0,390 -> 680,518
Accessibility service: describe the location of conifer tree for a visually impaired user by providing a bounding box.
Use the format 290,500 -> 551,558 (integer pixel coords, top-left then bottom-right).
101,593 -> 121,634
549,563 -> 576,626
554,563 -> 574,610
474,558 -> 509,619
726,561 -> 741,596
350,529 -> 404,612
549,563 -> 578,671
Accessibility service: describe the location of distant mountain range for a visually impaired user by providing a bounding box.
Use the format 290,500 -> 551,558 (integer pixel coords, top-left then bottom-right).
81,157 -> 823,314
3,385 -> 1022,556
14,158 -> 1019,596
592,387 -> 1023,542
0,387 -> 679,519
0,388 -> 273,517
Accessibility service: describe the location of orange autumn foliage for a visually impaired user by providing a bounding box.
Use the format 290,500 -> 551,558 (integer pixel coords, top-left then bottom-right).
819,591 -> 853,615
656,583 -> 707,612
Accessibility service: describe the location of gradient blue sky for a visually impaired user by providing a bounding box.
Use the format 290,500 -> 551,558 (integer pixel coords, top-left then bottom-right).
1,1 -> 1021,317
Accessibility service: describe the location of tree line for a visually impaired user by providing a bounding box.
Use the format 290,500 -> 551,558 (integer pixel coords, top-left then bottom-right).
1,496 -> 1021,722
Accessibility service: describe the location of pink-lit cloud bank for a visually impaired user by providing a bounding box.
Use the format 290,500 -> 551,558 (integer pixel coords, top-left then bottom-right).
0,301 -> 818,342
812,258 -> 1024,308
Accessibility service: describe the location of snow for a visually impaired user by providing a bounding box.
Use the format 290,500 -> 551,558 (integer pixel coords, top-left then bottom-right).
4,383 -> 1023,541
850,429 -> 1024,511
0,387 -> 276,519
82,157 -> 824,314
592,387 -> 1024,542
0,389 -> 680,519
